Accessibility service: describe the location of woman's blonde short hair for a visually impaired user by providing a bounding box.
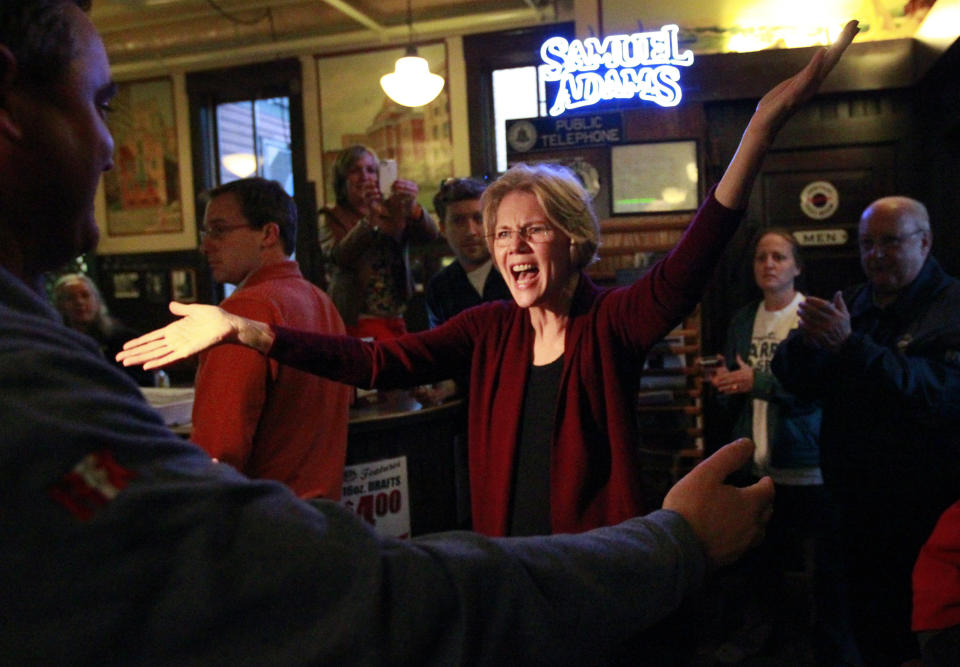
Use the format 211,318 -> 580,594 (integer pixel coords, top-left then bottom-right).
481,162 -> 600,270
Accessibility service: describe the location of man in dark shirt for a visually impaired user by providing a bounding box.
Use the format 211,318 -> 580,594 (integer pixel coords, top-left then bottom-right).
773,196 -> 960,665
426,177 -> 510,328
420,177 -> 513,405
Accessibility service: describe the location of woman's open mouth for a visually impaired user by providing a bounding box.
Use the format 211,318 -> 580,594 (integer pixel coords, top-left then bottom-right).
511,263 -> 539,288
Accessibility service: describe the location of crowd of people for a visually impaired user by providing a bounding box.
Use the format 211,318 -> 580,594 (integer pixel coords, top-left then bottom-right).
3,1 -> 957,664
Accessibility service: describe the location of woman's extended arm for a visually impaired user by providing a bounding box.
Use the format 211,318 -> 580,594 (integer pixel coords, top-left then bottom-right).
715,20 -> 858,209
116,302 -> 274,371
117,298 -> 479,387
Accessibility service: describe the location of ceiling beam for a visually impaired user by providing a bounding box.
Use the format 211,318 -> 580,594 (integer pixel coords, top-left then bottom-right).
95,0 -> 324,34
320,0 -> 386,35
107,6 -> 546,78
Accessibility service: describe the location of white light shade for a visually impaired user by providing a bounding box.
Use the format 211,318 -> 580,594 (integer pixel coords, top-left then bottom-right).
380,55 -> 444,107
222,153 -> 258,178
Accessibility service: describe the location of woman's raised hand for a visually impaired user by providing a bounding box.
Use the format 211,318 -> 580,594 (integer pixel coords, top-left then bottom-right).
116,301 -> 242,371
752,20 -> 860,135
716,20 -> 859,210
380,178 -> 421,238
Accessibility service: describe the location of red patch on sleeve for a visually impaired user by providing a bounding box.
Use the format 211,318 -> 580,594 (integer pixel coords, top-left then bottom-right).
49,450 -> 136,520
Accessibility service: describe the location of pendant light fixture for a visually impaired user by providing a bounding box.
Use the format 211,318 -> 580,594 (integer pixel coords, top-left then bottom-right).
380,0 -> 444,107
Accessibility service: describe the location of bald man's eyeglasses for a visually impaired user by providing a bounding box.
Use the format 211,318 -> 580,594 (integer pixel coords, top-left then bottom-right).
858,229 -> 924,253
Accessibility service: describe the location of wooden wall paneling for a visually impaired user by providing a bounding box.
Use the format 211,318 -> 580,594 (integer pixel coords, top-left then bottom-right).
636,311 -> 705,509
915,38 -> 960,278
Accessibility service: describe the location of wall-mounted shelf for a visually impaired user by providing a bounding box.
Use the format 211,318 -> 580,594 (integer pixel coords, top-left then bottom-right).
635,313 -> 705,507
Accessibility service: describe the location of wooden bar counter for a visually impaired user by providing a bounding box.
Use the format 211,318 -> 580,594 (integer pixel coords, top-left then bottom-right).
149,387 -> 470,537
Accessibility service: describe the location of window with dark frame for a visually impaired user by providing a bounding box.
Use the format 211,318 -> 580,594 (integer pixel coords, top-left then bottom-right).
463,22 -> 574,179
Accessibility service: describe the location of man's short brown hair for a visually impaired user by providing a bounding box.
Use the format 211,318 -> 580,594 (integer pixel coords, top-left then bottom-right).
0,1 -> 91,88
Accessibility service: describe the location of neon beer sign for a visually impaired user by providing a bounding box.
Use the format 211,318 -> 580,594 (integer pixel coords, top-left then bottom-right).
539,25 -> 694,116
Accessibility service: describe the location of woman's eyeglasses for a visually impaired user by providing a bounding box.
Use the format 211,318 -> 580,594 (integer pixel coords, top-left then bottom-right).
488,225 -> 555,247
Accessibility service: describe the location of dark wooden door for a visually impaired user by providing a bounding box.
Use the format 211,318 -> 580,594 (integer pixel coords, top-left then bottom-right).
751,145 -> 896,299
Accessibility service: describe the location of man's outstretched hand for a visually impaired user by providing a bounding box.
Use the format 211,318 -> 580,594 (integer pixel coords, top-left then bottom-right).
663,439 -> 775,568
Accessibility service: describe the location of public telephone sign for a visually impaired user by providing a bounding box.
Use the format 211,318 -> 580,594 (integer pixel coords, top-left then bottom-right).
538,24 -> 694,116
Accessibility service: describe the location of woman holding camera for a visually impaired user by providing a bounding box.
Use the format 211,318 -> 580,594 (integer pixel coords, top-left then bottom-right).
319,145 -> 437,339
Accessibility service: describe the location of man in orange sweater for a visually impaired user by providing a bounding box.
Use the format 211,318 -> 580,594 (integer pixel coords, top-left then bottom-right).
192,177 -> 351,499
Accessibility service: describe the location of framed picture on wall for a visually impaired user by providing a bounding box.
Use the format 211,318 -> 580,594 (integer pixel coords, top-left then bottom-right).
112,271 -> 141,299
97,75 -> 196,253
144,270 -> 170,304
610,140 -> 699,215
171,268 -> 197,303
315,42 -> 452,213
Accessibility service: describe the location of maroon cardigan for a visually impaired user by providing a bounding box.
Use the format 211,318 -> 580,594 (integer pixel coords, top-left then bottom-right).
272,189 -> 742,535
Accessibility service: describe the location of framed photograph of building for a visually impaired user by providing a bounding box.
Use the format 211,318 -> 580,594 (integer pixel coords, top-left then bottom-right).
97,75 -> 197,254
315,43 -> 452,213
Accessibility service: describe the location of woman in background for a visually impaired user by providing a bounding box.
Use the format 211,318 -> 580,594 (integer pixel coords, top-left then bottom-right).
53,273 -> 153,386
710,230 -> 819,484
708,229 -> 857,665
319,145 -> 438,339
